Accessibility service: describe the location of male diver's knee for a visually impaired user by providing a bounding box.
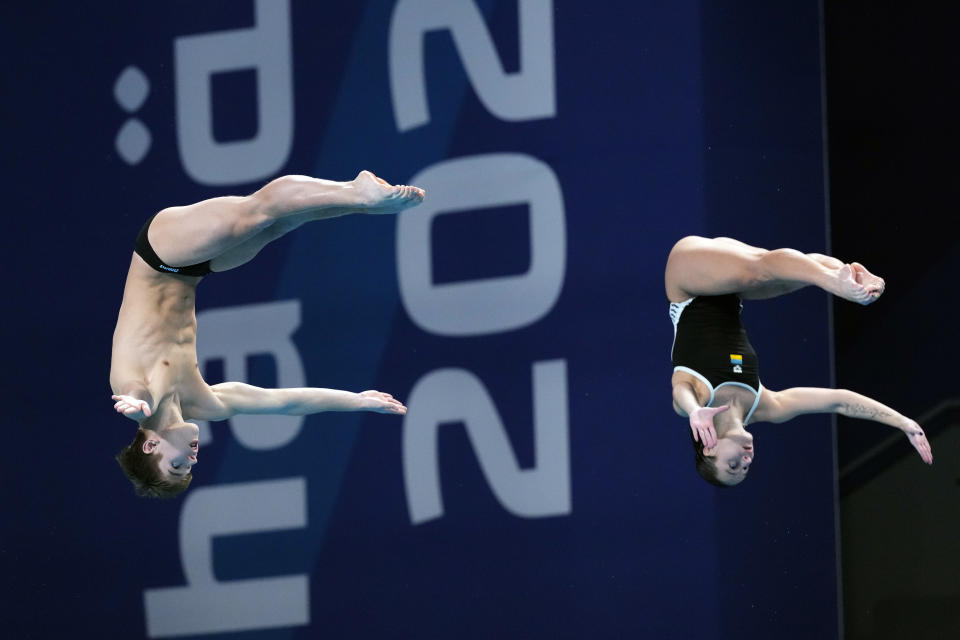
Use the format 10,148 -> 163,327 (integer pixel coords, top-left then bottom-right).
249,175 -> 301,219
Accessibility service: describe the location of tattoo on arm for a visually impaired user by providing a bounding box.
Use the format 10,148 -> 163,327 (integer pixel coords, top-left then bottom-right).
842,402 -> 891,420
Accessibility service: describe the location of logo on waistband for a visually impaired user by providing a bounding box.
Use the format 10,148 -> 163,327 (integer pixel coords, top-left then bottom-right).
158,264 -> 180,273
730,354 -> 743,373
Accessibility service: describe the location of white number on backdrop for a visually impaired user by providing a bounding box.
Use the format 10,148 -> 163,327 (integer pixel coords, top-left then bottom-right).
396,153 -> 566,336
403,361 -> 570,524
389,0 -> 555,131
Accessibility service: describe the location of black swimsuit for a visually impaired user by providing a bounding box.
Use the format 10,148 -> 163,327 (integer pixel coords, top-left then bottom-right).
670,294 -> 763,422
134,214 -> 212,277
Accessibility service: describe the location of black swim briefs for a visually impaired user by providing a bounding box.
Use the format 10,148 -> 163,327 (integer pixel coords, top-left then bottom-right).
134,214 -> 212,277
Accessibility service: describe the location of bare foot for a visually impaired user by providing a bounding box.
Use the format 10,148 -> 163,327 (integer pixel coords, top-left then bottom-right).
353,170 -> 425,214
851,262 -> 885,299
837,263 -> 884,305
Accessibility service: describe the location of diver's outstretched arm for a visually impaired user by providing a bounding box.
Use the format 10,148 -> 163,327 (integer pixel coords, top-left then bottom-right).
753,387 -> 933,464
187,382 -> 406,421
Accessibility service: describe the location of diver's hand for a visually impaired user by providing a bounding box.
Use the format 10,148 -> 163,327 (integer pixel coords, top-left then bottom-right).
112,394 -> 152,421
689,405 -> 727,450
902,419 -> 933,465
358,390 -> 407,415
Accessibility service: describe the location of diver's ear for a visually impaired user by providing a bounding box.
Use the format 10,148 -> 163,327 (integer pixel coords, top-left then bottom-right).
142,439 -> 159,454
702,444 -> 719,457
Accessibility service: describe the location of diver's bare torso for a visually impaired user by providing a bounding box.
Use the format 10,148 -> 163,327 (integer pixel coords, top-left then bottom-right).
110,253 -> 213,414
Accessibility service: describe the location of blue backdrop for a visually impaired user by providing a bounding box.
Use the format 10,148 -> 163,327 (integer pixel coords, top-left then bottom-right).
2,2 -> 838,638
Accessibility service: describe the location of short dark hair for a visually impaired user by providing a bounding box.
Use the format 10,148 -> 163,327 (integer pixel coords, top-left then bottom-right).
689,431 -> 730,488
116,428 -> 192,498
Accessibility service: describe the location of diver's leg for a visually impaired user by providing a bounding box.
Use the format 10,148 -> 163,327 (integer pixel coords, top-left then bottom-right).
147,171 -> 424,271
664,236 -> 884,304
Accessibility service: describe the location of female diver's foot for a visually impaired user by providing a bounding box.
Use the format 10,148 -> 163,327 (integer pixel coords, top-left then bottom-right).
837,263 -> 885,305
352,170 -> 425,214
851,262 -> 885,300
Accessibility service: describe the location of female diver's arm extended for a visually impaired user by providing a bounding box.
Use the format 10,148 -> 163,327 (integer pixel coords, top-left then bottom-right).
186,382 -> 406,421
753,387 -> 933,464
672,379 -> 726,449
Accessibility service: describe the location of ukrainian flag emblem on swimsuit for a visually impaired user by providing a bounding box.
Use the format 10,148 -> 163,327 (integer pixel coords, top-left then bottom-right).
730,354 -> 743,373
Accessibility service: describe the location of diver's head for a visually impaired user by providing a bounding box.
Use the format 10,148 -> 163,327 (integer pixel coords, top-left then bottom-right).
115,423 -> 199,498
691,430 -> 753,487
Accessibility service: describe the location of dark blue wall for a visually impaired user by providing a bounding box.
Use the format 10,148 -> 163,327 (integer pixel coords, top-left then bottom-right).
2,2 -> 838,638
